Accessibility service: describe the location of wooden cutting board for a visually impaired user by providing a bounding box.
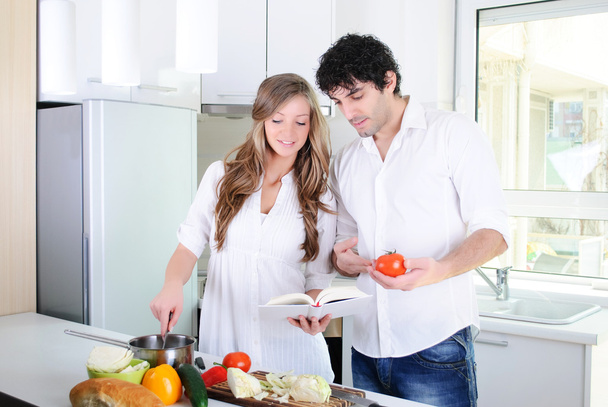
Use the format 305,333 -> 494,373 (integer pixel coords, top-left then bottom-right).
207,371 -> 365,407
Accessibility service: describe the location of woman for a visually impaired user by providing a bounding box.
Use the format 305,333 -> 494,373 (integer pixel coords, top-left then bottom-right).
150,73 -> 337,381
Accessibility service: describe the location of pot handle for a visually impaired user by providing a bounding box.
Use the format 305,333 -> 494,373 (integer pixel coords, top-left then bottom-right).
64,329 -> 130,348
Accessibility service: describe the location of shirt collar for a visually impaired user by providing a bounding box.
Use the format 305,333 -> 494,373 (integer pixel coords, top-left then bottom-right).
400,96 -> 427,132
359,96 -> 427,151
262,169 -> 295,184
281,170 -> 295,184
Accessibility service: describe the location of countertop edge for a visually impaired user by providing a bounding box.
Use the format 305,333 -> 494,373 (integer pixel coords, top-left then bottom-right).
478,307 -> 608,346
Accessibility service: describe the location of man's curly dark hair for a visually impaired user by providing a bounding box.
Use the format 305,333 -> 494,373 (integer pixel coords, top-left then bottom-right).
316,33 -> 402,97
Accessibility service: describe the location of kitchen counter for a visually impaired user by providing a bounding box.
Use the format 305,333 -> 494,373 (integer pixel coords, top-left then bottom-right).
474,284 -> 608,346
472,282 -> 608,407
0,313 -> 431,407
479,306 -> 608,345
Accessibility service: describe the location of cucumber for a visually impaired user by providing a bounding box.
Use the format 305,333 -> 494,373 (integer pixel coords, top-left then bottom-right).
177,363 -> 208,407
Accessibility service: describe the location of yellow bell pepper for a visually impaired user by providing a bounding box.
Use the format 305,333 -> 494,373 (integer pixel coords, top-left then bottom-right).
142,364 -> 182,405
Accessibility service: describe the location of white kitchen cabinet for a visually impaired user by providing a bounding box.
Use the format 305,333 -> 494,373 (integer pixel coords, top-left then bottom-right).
475,330 -> 587,407
201,0 -> 266,107
38,0 -> 129,103
267,0 -> 333,109
129,0 -> 201,110
38,0 -> 201,111
202,0 -> 333,113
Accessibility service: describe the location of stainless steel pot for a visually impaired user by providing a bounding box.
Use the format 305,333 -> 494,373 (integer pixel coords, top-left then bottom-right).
65,329 -> 195,369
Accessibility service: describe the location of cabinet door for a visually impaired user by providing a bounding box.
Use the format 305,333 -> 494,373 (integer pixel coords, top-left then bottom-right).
130,0 -> 202,110
267,0 -> 332,108
38,0 -> 130,104
201,0 -> 267,105
475,331 -> 585,407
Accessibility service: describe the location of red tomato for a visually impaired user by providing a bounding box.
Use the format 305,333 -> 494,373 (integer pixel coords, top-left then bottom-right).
222,351 -> 251,373
375,251 -> 407,277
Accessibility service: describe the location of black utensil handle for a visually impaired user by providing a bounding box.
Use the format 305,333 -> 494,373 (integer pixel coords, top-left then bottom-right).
195,356 -> 205,370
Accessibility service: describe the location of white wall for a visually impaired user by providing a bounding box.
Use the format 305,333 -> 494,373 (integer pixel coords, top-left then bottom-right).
322,0 -> 457,157
334,0 -> 456,110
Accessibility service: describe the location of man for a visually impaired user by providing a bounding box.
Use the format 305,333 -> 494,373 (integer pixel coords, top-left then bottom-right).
315,34 -> 510,406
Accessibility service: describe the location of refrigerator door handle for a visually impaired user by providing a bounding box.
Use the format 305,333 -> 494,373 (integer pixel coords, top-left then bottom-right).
83,234 -> 89,325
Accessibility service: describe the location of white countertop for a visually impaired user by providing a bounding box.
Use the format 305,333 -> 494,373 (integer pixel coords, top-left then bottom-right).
0,313 -> 431,407
474,283 -> 608,345
479,306 -> 608,345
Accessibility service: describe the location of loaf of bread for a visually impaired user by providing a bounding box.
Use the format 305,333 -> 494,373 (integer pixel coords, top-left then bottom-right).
69,378 -> 165,406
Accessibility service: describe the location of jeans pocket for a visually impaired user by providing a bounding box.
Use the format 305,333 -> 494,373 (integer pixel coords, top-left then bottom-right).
410,328 -> 477,405
413,340 -> 467,369
413,328 -> 471,369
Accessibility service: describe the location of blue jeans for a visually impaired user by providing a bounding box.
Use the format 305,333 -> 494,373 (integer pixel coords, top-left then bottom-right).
352,326 -> 477,407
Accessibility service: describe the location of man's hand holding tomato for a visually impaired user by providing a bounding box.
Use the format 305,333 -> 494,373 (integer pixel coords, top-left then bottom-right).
333,237 -> 451,292
371,256 -> 451,291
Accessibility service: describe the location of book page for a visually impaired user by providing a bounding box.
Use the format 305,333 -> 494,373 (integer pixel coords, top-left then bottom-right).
265,292 -> 314,306
316,285 -> 367,305
259,294 -> 373,320
309,295 -> 373,319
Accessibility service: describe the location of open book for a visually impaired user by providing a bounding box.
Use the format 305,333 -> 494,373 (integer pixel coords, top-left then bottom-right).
258,285 -> 372,320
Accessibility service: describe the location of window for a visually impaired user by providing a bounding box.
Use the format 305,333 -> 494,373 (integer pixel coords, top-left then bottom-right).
456,0 -> 608,279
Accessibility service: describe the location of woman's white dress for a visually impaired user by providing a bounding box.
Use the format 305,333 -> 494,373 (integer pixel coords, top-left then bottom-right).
177,161 -> 337,381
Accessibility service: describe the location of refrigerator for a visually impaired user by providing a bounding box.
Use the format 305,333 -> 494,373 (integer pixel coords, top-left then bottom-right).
36,100 -> 198,337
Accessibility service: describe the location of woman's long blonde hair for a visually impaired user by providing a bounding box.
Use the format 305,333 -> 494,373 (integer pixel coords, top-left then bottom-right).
214,73 -> 333,262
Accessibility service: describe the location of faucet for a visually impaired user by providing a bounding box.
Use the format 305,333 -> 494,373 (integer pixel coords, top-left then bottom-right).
475,266 -> 512,301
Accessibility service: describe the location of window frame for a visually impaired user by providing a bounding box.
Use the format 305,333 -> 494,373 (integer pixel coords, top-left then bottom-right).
455,0 -> 608,281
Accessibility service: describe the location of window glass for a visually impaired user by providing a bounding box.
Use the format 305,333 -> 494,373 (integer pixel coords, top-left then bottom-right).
475,2 -> 608,278
507,216 -> 607,277
478,11 -> 608,193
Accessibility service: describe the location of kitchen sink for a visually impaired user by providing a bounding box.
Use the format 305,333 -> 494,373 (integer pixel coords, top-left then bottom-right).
477,294 -> 601,324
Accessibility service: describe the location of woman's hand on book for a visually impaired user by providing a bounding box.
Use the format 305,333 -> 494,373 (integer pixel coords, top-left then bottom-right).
287,313 -> 332,336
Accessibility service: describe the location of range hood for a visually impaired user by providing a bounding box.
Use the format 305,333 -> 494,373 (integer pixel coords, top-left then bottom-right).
201,103 -> 332,117
201,104 -> 253,117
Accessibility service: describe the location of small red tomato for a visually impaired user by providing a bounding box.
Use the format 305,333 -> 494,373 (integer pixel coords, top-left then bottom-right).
375,251 -> 407,277
222,351 -> 251,373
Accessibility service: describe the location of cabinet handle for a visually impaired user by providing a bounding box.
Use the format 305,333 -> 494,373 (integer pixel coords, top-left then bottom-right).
86,77 -> 177,92
137,84 -> 177,93
476,338 -> 509,347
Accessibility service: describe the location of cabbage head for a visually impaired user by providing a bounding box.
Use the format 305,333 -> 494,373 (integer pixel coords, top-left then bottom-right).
227,367 -> 262,398
289,374 -> 331,403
